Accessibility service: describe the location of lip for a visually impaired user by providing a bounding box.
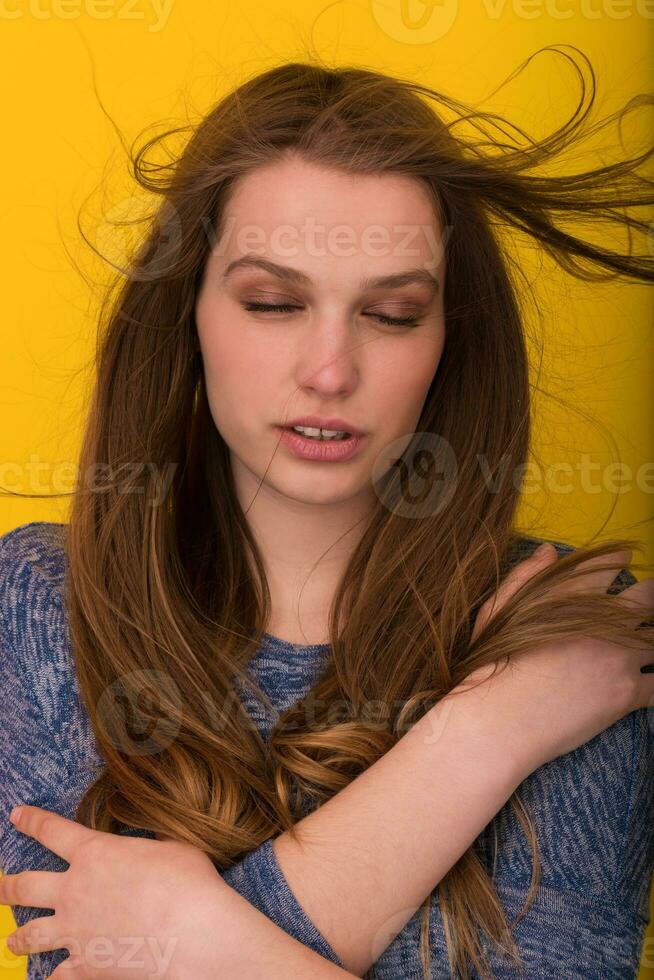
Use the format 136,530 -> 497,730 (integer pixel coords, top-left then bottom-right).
275,425 -> 367,462
280,416 -> 365,437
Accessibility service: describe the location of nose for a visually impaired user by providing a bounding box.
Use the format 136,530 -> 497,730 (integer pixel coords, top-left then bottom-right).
292,314 -> 362,400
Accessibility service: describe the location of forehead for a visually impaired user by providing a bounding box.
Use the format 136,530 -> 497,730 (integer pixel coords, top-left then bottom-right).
212,156 -> 444,280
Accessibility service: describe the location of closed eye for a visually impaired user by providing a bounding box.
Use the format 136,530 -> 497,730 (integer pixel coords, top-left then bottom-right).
242,301 -> 422,328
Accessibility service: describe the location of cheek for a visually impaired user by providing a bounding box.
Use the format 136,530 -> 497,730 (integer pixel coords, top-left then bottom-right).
197,323 -> 279,437
374,335 -> 443,423
197,320 -> 263,393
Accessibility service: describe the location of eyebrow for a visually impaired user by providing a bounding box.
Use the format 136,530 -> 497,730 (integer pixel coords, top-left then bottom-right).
222,255 -> 439,294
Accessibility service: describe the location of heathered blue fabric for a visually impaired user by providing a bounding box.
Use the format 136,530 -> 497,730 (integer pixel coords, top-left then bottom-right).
0,520 -> 652,979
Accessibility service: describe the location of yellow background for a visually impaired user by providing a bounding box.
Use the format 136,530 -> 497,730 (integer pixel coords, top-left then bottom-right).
0,0 -> 652,975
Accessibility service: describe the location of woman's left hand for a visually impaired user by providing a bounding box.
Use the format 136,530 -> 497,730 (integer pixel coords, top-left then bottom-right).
0,804 -> 223,979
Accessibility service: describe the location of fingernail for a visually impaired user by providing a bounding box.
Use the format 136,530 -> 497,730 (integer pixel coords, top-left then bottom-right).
6,932 -> 16,951
533,543 -> 551,558
9,807 -> 23,824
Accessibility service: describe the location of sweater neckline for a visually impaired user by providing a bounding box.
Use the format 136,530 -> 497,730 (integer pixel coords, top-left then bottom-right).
260,630 -> 332,653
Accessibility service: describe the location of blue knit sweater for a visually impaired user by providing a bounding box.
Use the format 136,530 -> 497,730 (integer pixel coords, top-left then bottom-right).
0,521 -> 652,979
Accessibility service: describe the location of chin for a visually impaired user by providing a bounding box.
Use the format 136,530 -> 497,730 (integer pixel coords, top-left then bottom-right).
275,471 -> 366,505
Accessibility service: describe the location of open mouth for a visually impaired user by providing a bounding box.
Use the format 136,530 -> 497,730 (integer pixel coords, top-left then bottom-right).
283,425 -> 352,442
275,425 -> 366,462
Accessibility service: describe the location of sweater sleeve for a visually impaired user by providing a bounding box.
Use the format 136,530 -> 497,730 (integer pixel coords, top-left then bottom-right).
220,839 -> 344,964
0,521 -> 344,977
611,565 -> 654,920
0,586 -> 85,979
602,560 -> 654,920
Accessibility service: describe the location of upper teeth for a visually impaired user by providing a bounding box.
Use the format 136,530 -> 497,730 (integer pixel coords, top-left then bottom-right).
292,425 -> 349,440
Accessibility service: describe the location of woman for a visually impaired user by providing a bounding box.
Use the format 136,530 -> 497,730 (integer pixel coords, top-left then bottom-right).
1,49 -> 653,979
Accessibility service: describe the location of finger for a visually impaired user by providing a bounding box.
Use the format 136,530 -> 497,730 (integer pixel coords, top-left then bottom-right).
6,914 -> 67,956
10,806 -> 96,864
553,548 -> 633,598
613,577 -> 654,627
621,635 -> 654,669
472,542 -> 558,642
0,869 -> 63,910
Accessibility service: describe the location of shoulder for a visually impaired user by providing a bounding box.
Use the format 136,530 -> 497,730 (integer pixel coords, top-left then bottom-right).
0,524 -> 108,966
0,519 -> 67,570
0,520 -> 100,766
487,534 -> 652,920
0,520 -> 68,625
0,521 -> 69,724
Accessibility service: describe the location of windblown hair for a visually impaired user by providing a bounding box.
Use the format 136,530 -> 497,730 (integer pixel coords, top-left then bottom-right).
38,47 -> 654,979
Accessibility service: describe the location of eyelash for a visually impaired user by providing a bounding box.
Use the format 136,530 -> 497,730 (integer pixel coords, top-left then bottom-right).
242,301 -> 422,328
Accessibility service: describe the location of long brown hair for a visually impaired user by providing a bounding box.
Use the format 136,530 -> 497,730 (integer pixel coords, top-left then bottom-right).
20,47 -> 654,979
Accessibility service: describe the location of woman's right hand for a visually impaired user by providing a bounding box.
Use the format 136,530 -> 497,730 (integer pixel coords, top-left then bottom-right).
447,541 -> 654,774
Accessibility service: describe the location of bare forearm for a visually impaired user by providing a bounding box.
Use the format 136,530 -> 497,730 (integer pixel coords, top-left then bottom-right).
178,873 -> 360,979
268,692 -> 529,976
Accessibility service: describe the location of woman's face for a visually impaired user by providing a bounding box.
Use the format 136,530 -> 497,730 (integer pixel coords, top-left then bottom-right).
194,154 -> 447,510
